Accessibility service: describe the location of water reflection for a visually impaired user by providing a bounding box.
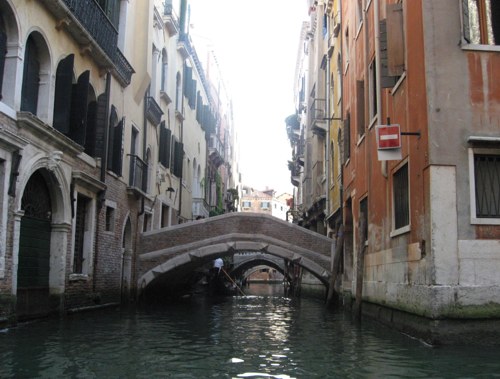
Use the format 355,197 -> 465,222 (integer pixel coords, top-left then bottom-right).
1,283 -> 500,378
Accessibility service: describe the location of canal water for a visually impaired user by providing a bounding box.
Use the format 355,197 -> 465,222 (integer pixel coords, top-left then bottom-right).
1,284 -> 500,379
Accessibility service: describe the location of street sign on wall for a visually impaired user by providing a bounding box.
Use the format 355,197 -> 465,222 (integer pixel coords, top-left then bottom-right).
375,124 -> 402,160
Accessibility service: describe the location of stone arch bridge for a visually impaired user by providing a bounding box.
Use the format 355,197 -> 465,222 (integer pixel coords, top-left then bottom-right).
136,213 -> 333,297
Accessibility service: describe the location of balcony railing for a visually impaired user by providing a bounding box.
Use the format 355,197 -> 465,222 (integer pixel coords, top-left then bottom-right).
208,134 -> 225,167
39,0 -> 134,86
128,154 -> 148,194
310,98 -> 327,135
63,0 -> 117,59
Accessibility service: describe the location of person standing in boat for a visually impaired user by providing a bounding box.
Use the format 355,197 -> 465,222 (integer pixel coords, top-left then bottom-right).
213,257 -> 224,275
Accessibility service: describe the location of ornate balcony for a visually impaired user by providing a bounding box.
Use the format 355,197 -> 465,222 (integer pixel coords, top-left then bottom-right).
127,154 -> 148,197
39,0 -> 134,86
146,96 -> 163,126
309,98 -> 327,136
208,134 -> 225,168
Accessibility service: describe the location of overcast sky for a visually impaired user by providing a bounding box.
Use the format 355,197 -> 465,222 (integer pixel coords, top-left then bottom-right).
188,0 -> 306,195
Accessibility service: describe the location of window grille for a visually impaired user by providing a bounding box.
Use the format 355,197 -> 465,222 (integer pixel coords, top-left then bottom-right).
474,154 -> 500,218
393,163 -> 409,230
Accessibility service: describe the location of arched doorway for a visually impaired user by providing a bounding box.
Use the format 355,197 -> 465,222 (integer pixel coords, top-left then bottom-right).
17,170 -> 52,318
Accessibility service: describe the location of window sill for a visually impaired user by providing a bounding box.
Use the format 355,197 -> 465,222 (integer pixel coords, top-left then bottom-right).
470,217 -> 500,225
390,224 -> 410,238
461,43 -> 500,53
69,273 -> 90,282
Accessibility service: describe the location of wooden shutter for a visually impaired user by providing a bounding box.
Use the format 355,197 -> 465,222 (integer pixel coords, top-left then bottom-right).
53,54 -> 75,133
159,122 -> 172,168
69,70 -> 90,145
343,113 -> 350,164
93,93 -> 108,159
0,30 -> 7,100
386,3 -> 405,76
107,106 -> 118,171
21,36 -> 40,114
112,117 -> 124,176
173,141 -> 184,178
462,0 -> 471,43
356,80 -> 365,137
84,101 -> 98,156
379,19 -> 397,88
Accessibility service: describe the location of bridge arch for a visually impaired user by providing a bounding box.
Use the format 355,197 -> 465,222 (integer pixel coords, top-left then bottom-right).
136,213 -> 333,297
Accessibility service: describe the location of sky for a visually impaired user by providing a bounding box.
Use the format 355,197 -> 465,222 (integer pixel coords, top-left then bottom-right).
188,0 -> 306,195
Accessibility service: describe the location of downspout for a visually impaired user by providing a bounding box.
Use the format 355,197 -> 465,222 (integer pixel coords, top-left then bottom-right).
94,71 -> 111,293
374,0 -> 384,178
325,3 -> 331,228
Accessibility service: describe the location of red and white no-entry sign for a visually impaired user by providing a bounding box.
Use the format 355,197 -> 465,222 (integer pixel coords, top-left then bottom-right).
375,124 -> 402,160
376,124 -> 401,150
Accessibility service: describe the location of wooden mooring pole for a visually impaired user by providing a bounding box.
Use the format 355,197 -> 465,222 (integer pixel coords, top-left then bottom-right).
353,215 -> 367,322
326,224 -> 344,307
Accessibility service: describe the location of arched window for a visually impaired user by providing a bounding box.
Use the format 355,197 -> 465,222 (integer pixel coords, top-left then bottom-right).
175,72 -> 182,112
20,35 -> 40,114
161,49 -> 168,93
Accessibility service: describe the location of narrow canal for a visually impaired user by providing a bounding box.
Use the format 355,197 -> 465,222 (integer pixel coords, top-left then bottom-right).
1,284 -> 500,378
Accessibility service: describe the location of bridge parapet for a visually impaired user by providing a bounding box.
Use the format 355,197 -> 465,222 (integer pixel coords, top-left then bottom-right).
139,212 -> 332,257
137,213 -> 334,290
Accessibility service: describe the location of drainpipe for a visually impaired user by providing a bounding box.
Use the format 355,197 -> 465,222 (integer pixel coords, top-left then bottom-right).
94,71 -> 111,293
325,3 -> 331,230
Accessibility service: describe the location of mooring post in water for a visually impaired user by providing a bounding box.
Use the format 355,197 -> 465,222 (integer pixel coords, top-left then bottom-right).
353,215 -> 367,321
326,224 -> 344,307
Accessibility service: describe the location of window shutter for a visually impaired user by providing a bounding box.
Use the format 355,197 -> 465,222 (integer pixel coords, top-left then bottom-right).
93,94 -> 108,159
386,3 -> 405,76
173,141 -> 184,177
112,117 -> 124,176
159,120 -> 166,164
69,70 -> 90,145
462,0 -> 471,43
85,101 -> 98,156
0,30 -> 7,100
53,54 -> 75,134
107,106 -> 118,171
343,114 -> 350,164
379,20 -> 397,88
21,37 -> 40,114
165,128 -> 172,168
356,80 -> 365,137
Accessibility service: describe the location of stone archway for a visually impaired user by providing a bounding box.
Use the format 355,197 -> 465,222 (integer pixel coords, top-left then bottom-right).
17,170 -> 52,318
121,217 -> 133,302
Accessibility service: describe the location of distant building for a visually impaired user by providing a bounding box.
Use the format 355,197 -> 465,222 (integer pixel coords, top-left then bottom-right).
240,186 -> 291,221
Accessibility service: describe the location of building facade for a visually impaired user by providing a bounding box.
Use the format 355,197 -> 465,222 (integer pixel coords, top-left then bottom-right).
288,0 -> 500,335
0,0 -> 239,324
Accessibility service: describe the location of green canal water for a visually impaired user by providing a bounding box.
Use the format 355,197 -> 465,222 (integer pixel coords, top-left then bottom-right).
1,283 -> 500,378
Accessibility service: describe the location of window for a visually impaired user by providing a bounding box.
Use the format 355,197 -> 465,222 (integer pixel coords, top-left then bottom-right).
473,152 -> 500,218
105,206 -> 115,232
343,112 -> 351,163
356,80 -> 365,138
0,20 -> 6,101
261,201 -> 271,210
161,204 -> 170,228
161,49 -> 168,92
356,0 -> 364,31
463,0 -> 500,45
242,201 -> 251,208
73,194 -> 91,274
159,121 -> 172,167
393,162 -> 409,230
175,72 -> 182,112
143,212 -> 152,232
107,106 -> 124,176
21,35 -> 39,114
97,0 -> 121,29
